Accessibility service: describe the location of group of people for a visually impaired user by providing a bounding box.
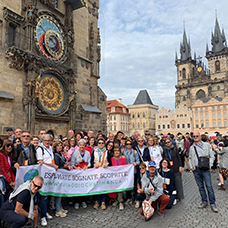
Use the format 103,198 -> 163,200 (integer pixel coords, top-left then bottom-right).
0,128 -> 226,227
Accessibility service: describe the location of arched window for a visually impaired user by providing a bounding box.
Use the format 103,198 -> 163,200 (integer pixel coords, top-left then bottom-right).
183,96 -> 186,101
138,123 -> 140,129
133,123 -> 134,129
138,113 -> 140,118
182,68 -> 186,79
143,112 -> 145,117
215,60 -> 220,72
218,85 -> 220,90
196,89 -> 206,100
143,123 -> 145,128
132,114 -> 135,118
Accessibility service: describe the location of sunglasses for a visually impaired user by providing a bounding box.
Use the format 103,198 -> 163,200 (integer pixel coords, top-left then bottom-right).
139,167 -> 145,170
84,137 -> 88,140
62,139 -> 68,142
165,141 -> 171,144
126,143 -> 132,145
193,135 -> 199,138
32,180 -> 42,189
22,135 -> 30,138
98,142 -> 104,144
15,141 -> 20,143
145,134 -> 150,136
138,140 -> 144,142
6,144 -> 13,148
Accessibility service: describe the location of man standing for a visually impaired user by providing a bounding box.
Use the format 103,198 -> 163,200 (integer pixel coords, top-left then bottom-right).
15,128 -> 22,139
7,128 -> 15,141
13,131 -> 37,169
132,131 -> 140,149
36,134 -> 58,226
0,176 -> 43,228
189,132 -> 218,213
144,130 -> 150,142
142,160 -> 170,217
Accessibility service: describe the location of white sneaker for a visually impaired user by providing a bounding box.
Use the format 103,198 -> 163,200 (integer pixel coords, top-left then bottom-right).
119,203 -> 124,211
41,217 -> 47,227
81,202 -> 87,208
173,199 -> 177,205
218,182 -> 221,187
55,211 -> 67,218
74,203 -> 80,209
112,200 -> 118,207
135,201 -> 140,209
46,212 -> 52,219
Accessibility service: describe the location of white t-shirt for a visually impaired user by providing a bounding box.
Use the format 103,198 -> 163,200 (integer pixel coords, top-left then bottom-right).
36,144 -> 54,164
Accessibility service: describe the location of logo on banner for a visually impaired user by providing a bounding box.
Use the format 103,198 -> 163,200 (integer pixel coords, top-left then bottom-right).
24,169 -> 39,182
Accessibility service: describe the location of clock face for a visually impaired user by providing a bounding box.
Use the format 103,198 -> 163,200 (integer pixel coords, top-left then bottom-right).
35,15 -> 66,62
39,74 -> 65,114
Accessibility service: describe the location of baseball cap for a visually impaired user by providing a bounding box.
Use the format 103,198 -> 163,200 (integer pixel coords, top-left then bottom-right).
148,160 -> 156,167
6,128 -> 13,131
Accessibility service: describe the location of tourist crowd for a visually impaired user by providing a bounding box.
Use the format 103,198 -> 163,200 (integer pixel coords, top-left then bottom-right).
0,128 -> 227,227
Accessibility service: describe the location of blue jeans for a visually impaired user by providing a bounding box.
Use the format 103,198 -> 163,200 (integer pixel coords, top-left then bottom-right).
55,197 -> 62,212
94,194 -> 106,203
193,169 -> 216,205
40,195 -> 48,218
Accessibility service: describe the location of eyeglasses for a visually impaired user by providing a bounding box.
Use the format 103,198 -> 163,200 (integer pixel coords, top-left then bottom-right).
84,137 -> 88,140
6,144 -> 13,148
139,167 -> 145,170
32,180 -> 42,189
165,141 -> 171,144
43,140 -> 51,142
126,143 -> 132,145
108,145 -> 113,147
22,135 -> 30,138
98,142 -> 104,144
193,135 -> 199,138
138,140 -> 144,142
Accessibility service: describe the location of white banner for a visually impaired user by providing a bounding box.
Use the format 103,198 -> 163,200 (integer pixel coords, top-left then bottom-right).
15,164 -> 134,197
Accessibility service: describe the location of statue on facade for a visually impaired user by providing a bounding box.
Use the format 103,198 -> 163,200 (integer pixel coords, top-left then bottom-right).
35,75 -> 41,97
26,79 -> 35,97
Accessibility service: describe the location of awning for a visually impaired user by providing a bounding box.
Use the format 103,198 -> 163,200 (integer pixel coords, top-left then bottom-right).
65,0 -> 86,10
81,105 -> 102,114
0,90 -> 14,100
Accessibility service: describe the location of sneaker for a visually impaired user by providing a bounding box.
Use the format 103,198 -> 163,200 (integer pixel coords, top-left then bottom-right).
55,211 -> 67,218
211,204 -> 218,213
135,201 -> 140,209
198,202 -> 208,209
74,203 -> 80,209
46,212 -> 52,219
218,182 -> 222,187
157,211 -> 165,218
112,200 -> 119,207
41,217 -> 47,227
119,203 -> 124,211
94,201 -> 99,209
101,202 -> 106,210
124,199 -> 132,205
173,199 -> 177,205
60,207 -> 68,214
81,202 -> 87,208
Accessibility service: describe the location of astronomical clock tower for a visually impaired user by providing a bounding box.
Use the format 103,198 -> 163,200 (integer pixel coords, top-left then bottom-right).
0,0 -> 107,135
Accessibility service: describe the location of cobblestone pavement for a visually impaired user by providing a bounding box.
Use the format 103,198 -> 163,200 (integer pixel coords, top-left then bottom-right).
3,170 -> 227,228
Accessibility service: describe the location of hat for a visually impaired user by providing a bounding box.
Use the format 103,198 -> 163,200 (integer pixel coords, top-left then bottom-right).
6,128 -> 13,132
148,160 -> 156,167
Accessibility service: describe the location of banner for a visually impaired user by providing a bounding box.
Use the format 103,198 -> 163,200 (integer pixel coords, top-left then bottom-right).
15,164 -> 134,197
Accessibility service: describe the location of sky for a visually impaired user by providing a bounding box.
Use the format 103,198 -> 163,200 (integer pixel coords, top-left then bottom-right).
97,0 -> 228,110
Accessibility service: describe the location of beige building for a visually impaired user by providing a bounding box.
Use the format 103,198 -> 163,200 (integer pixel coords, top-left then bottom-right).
0,0 -> 106,136
106,99 -> 130,136
128,90 -> 158,136
156,104 -> 193,135
192,97 -> 228,134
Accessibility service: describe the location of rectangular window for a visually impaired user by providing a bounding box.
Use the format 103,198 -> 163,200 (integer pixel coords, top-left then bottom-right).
162,125 -> 165,129
201,123 -> 204,128
8,23 -> 16,47
200,114 -> 203,119
177,124 -> 180,129
158,125 -> 161,130
114,125 -> 116,131
206,122 -> 209,128
167,124 -> 170,129
213,122 -> 216,127
110,116 -> 112,120
200,108 -> 203,111
205,107 -> 208,111
224,112 -> 227,118
212,106 -> 215,110
196,123 -> 199,128
225,121 -> 228,127
218,112 -> 221,118
114,116 -> 116,120
182,124 -> 185,128
218,122 -> 221,127
212,113 -> 216,118
217,106 -> 220,110
195,108 -> 198,111
223,105 -> 226,109
110,126 -> 112,131
195,114 -> 198,119
187,123 -> 190,128
205,113 -> 208,119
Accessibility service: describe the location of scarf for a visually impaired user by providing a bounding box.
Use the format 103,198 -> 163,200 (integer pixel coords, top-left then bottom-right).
165,144 -> 174,150
9,180 -> 35,219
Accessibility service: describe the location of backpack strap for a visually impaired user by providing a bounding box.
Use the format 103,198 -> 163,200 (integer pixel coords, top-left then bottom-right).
36,146 -> 44,156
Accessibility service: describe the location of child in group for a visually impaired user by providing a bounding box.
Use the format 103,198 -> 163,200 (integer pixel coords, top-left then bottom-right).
111,147 -> 127,210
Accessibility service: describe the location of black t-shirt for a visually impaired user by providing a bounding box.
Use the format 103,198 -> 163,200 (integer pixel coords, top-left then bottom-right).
3,189 -> 38,212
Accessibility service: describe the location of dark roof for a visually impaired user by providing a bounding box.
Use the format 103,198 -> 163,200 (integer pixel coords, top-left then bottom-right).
133,90 -> 153,105
202,96 -> 223,103
81,105 -> 102,114
0,90 -> 14,100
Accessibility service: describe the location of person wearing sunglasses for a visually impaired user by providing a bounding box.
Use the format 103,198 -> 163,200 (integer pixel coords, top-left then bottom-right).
136,162 -> 146,208
0,140 -> 15,200
91,138 -> 110,210
13,131 -> 37,170
162,138 -> 184,202
0,176 -> 43,228
62,136 -> 68,146
135,137 -> 150,163
189,132 -> 218,213
13,137 -> 21,147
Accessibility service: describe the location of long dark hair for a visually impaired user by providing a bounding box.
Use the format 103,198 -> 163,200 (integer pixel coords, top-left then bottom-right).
159,158 -> 171,174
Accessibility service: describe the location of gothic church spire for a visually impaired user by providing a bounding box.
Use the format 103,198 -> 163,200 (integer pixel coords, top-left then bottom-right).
180,22 -> 192,61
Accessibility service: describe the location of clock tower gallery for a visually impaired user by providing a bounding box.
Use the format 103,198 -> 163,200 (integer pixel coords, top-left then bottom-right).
0,0 -> 106,135
175,16 -> 228,109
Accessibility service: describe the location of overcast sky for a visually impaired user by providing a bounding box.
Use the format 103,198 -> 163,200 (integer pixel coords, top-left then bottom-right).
97,0 -> 228,110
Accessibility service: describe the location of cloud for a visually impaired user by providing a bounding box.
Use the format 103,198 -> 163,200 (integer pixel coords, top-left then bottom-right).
98,0 -> 228,110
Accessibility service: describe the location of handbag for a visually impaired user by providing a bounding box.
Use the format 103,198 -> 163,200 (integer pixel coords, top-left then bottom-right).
194,146 -> 209,170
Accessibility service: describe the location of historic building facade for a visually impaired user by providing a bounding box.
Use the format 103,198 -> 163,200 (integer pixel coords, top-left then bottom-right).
192,97 -> 228,134
175,17 -> 228,109
156,104 -> 193,135
0,0 -> 106,136
128,90 -> 158,136
106,99 -> 130,136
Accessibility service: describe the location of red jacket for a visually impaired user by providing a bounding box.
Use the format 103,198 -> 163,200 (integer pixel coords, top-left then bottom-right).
111,157 -> 127,166
0,152 -> 15,183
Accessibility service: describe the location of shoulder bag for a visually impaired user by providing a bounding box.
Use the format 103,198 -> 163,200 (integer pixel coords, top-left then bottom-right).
193,146 -> 209,170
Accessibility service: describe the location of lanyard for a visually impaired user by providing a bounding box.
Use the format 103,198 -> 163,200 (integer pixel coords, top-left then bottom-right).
80,151 -> 85,158
114,158 -> 120,166
149,147 -> 153,158
98,151 -> 103,162
162,170 -> 167,181
127,150 -> 131,163
168,150 -> 172,160
21,144 -> 30,158
55,152 -> 66,163
196,144 -> 204,151
43,146 -> 53,159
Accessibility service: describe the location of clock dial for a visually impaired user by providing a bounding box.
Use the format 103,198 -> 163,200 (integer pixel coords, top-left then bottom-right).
35,15 -> 66,62
39,74 -> 65,114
